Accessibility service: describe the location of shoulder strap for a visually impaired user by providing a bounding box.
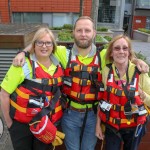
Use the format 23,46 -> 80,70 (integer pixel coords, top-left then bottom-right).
66,49 -> 72,68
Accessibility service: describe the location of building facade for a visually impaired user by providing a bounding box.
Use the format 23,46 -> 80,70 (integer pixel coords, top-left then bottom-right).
0,0 -> 150,35
0,0 -> 125,30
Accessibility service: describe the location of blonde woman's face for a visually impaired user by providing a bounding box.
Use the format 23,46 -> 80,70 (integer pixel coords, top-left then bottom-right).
34,33 -> 53,59
111,38 -> 129,65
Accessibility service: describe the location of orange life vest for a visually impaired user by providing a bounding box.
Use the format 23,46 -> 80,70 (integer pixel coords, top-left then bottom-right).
10,60 -> 64,124
63,49 -> 104,105
99,65 -> 147,130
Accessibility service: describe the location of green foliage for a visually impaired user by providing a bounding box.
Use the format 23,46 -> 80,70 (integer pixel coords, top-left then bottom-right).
50,26 -> 63,30
62,24 -> 73,30
97,27 -> 108,32
138,28 -> 150,34
135,51 -> 147,62
104,36 -> 112,42
96,35 -> 108,43
58,31 -> 73,41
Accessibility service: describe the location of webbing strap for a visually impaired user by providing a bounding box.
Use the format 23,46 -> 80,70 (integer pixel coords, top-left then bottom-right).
72,77 -> 91,86
29,89 -> 61,124
72,65 -> 98,72
109,117 -> 135,124
10,99 -> 62,114
16,88 -> 52,100
80,107 -> 88,150
70,91 -> 95,99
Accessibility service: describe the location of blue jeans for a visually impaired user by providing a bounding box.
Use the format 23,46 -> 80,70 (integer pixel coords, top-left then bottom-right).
61,109 -> 97,150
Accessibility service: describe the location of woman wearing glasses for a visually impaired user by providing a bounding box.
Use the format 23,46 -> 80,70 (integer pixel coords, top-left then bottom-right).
95,34 -> 150,150
0,27 -> 65,150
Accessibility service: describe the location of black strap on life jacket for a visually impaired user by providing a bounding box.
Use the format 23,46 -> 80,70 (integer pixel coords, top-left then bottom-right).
22,79 -> 58,93
97,45 -> 104,71
80,107 -> 88,150
29,88 -> 61,124
66,49 -> 72,68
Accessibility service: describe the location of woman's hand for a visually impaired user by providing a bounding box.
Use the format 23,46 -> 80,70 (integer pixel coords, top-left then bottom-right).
139,87 -> 146,100
6,118 -> 13,128
95,122 -> 104,140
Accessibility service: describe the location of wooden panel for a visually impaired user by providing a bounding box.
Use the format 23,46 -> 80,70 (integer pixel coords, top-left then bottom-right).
0,23 -> 48,48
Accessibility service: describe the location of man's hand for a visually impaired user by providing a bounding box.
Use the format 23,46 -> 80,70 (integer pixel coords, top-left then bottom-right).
13,51 -> 26,67
13,44 -> 32,66
133,58 -> 149,73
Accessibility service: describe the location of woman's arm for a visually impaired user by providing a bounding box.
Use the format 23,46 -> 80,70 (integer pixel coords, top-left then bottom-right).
0,88 -> 12,128
95,107 -> 104,140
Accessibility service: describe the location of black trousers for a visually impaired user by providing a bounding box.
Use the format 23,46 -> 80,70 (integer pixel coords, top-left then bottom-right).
105,126 -> 146,150
8,120 -> 53,150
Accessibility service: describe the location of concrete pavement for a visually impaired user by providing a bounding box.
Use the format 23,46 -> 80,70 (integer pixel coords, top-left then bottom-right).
132,40 -> 150,63
0,40 -> 150,150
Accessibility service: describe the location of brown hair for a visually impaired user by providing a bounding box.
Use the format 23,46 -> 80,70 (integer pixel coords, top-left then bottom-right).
106,34 -> 135,62
31,27 -> 57,53
73,16 -> 95,30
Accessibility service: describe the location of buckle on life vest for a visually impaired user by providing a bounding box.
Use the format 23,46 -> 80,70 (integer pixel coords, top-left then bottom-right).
112,118 -> 121,124
106,86 -> 112,92
110,117 -> 134,125
128,90 -> 135,98
77,93 -> 85,100
64,77 -> 72,86
80,79 -> 91,86
114,89 -> 122,96
52,78 -> 58,85
42,78 -> 49,85
112,104 -> 121,111
81,65 -> 88,71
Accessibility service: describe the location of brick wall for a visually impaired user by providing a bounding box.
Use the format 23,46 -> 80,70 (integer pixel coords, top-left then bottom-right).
0,1 -> 10,23
0,0 -> 92,23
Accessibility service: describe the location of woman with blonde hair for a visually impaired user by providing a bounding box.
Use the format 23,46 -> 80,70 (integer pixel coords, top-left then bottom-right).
0,27 -> 64,150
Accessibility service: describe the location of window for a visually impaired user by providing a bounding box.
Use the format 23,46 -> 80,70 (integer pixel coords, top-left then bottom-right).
13,13 -> 42,23
136,0 -> 150,9
12,12 -> 79,27
98,0 -> 116,23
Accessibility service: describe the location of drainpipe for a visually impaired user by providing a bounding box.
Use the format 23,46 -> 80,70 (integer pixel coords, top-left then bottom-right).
130,0 -> 136,38
8,0 -> 12,23
80,0 -> 84,16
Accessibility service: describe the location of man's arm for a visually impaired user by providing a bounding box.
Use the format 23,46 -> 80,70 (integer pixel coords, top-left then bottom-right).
13,44 -> 32,66
132,58 -> 149,73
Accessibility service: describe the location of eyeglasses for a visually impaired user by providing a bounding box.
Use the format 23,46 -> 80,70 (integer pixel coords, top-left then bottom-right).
35,41 -> 53,47
113,46 -> 129,51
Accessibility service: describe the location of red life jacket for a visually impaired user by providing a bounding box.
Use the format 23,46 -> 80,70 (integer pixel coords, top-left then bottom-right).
63,49 -> 104,105
10,60 -> 64,124
99,65 -> 147,130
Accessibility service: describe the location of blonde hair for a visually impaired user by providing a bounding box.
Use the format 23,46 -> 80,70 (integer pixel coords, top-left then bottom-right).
31,27 -> 57,53
106,34 -> 135,62
73,16 -> 95,30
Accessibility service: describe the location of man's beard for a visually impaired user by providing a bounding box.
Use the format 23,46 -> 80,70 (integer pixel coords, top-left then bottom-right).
74,38 -> 93,49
